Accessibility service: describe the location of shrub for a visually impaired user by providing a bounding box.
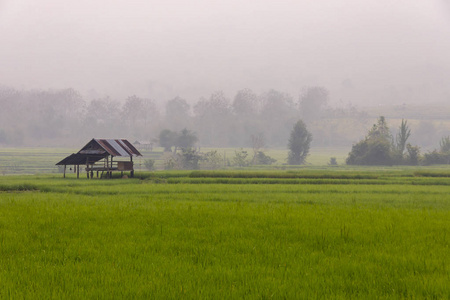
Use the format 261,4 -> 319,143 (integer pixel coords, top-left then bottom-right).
144,159 -> 156,171
232,149 -> 250,167
329,157 -> 338,165
253,151 -> 277,165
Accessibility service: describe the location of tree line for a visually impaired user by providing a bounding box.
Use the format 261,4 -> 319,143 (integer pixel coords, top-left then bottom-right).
0,85 -> 368,147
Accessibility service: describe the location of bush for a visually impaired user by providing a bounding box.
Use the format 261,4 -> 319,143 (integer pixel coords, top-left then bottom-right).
144,159 -> 156,171
329,157 -> 338,165
201,150 -> 223,170
253,151 -> 277,165
422,150 -> 450,165
233,149 -> 250,167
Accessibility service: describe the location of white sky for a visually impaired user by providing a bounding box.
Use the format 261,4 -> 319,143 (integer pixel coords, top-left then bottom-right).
1,0 -> 450,105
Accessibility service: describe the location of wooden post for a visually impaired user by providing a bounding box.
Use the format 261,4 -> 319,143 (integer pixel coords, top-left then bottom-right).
63,165 -> 66,178
106,156 -> 110,178
77,165 -> 79,179
110,156 -> 113,178
130,156 -> 134,178
86,156 -> 89,179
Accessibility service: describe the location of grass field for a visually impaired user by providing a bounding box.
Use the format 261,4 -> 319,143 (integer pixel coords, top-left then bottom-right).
0,146 -> 351,175
1,169 -> 449,298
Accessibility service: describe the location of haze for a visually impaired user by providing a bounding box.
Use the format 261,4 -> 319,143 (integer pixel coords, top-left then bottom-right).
1,0 -> 450,105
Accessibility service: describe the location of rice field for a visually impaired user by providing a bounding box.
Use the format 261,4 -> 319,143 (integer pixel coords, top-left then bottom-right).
1,169 -> 449,298
0,146 -> 350,175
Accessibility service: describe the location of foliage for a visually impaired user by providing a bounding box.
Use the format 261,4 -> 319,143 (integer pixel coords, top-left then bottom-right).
421,136 -> 450,165
394,119 -> 411,158
287,120 -> 312,165
439,136 -> 450,153
367,116 -> 391,141
300,86 -> 329,122
159,128 -> 198,152
329,157 -> 338,165
144,159 -> 156,171
232,149 -> 250,167
346,116 -> 420,166
346,137 -> 393,166
179,148 -> 202,170
159,129 -> 178,152
405,144 -> 420,166
422,150 -> 450,166
163,155 -> 180,170
253,151 -> 277,165
176,128 -> 198,150
201,150 -> 223,170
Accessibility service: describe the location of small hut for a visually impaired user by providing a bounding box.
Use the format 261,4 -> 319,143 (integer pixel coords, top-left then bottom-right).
56,138 -> 142,178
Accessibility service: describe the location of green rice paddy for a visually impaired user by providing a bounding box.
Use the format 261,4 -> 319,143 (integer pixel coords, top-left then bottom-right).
1,169 -> 449,298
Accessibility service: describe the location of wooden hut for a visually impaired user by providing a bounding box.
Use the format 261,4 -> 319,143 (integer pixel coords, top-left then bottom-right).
56,138 -> 142,178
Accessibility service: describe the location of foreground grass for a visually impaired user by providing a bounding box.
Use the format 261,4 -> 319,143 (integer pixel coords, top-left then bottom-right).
0,172 -> 449,298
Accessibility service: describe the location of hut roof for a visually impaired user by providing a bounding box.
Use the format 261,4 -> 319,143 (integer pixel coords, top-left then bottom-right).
56,138 -> 142,165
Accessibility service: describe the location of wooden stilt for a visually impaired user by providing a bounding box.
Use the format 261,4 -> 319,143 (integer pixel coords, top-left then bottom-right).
130,156 -> 134,178
77,165 -> 79,179
63,165 -> 66,178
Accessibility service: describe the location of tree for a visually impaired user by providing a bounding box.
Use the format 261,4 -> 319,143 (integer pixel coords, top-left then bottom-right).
395,119 -> 411,156
159,129 -> 178,152
439,136 -> 450,153
368,116 -> 391,141
179,148 -> 202,170
260,90 -> 297,146
232,88 -> 257,116
176,128 -> 198,150
287,120 -> 312,165
346,116 -> 393,166
165,97 -> 190,130
300,87 -> 328,123
405,144 -> 420,165
251,133 -> 265,164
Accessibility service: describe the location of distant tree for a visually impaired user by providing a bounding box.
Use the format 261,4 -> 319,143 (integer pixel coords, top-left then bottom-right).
439,136 -> 450,153
260,90 -> 297,146
346,116 -> 393,166
144,159 -> 156,171
422,136 -> 450,165
179,148 -> 202,170
232,88 -> 258,116
367,116 -> 391,141
253,151 -> 277,165
193,91 -> 232,146
165,97 -> 190,130
287,120 -> 312,165
176,128 -> 198,150
232,149 -> 250,167
300,87 -> 329,123
159,129 -> 178,152
329,157 -> 338,166
405,144 -> 420,166
394,119 -> 411,157
230,89 -> 259,146
201,150 -> 223,170
251,133 -> 265,163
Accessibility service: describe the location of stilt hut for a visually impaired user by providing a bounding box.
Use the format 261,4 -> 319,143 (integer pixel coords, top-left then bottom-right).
56,138 -> 142,178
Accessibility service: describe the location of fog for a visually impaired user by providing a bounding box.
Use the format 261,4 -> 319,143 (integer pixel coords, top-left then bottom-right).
1,0 -> 450,105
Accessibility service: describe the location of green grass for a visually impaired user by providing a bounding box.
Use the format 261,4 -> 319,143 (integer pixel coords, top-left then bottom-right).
0,171 -> 449,298
0,146 -> 352,175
